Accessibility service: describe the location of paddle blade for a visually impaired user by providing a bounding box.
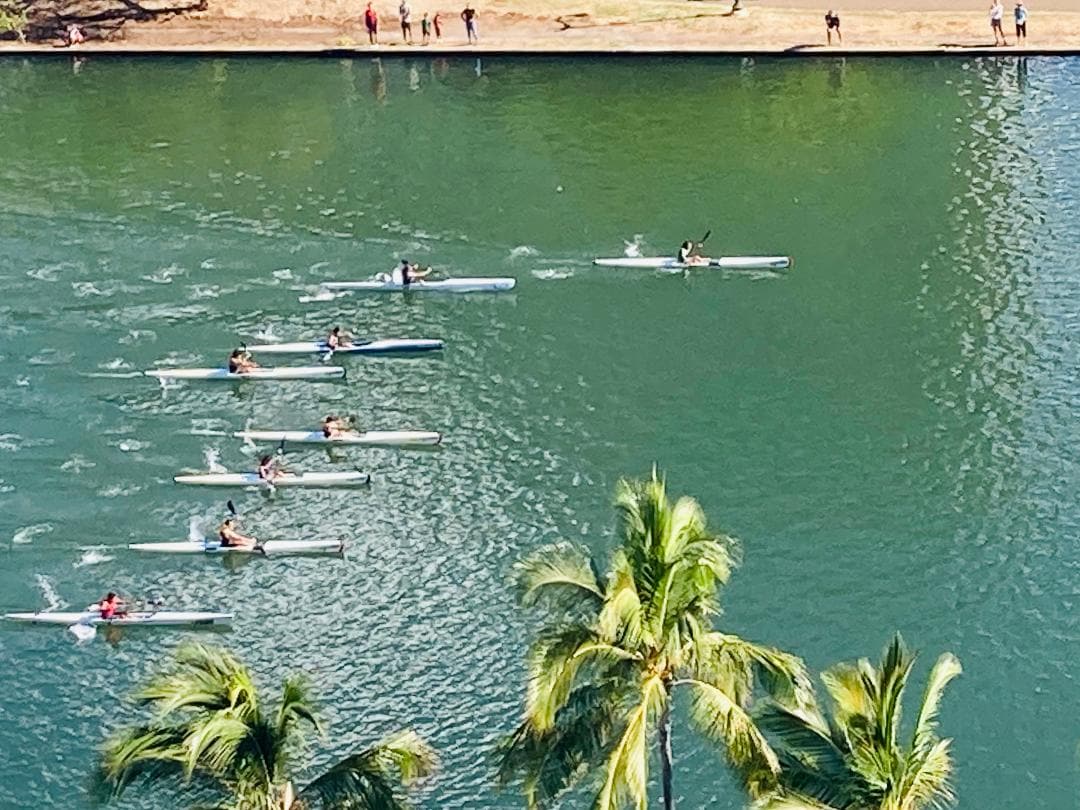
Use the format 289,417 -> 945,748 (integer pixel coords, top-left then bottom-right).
226,500 -> 237,516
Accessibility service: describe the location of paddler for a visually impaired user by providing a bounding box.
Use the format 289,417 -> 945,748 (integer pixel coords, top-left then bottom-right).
257,454 -> 283,483
392,259 -> 433,287
325,326 -> 353,351
321,415 -> 353,439
217,517 -> 258,550
228,347 -> 260,374
677,240 -> 708,266
97,592 -> 126,620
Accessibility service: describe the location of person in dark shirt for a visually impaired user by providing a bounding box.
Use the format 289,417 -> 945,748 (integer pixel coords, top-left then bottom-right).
825,10 -> 841,44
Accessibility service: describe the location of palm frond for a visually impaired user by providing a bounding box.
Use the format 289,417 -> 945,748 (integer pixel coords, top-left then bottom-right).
181,714 -> 253,779
496,682 -> 626,809
96,725 -> 189,798
898,738 -> 956,810
524,625 -> 603,732
753,792 -> 842,810
702,633 -> 813,709
684,677 -> 780,799
755,703 -> 856,809
137,642 -> 259,722
515,542 -> 604,614
594,674 -> 664,810
277,675 -> 323,741
911,653 -> 961,756
295,730 -> 436,810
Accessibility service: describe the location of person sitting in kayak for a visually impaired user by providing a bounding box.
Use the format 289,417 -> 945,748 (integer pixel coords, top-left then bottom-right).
391,259 -> 433,286
677,240 -> 709,266
326,326 -> 353,351
321,415 -> 353,439
257,454 -> 283,482
218,517 -> 258,550
98,592 -> 126,620
228,348 -> 260,374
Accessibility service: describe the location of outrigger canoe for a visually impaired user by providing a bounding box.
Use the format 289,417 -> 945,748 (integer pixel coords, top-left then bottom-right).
4,610 -> 231,627
174,471 -> 371,488
129,539 -> 345,555
317,277 -> 515,294
592,256 -> 792,270
235,429 -> 442,448
145,366 -> 345,381
244,338 -> 444,356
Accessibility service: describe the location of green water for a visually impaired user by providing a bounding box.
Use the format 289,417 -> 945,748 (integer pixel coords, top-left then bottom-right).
0,54 -> 1075,808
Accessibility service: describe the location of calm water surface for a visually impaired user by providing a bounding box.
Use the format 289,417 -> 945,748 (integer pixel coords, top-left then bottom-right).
0,55 -> 1076,808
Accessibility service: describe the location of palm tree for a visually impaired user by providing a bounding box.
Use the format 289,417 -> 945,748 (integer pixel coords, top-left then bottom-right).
496,468 -> 812,810
96,641 -> 437,810
753,634 -> 962,810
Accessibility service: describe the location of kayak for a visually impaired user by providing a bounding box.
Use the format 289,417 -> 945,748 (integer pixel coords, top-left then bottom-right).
235,429 -> 442,448
145,367 -> 345,381
174,471 -> 372,488
245,338 -> 444,356
4,610 -> 232,627
592,256 -> 792,270
129,539 -> 345,555
318,278 -> 516,293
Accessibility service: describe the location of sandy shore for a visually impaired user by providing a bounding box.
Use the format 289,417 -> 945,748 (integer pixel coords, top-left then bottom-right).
1,0 -> 1079,53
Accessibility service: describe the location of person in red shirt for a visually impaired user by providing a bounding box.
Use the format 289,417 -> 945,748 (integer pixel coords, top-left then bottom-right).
433,11 -> 442,38
364,2 -> 379,44
98,592 -> 125,620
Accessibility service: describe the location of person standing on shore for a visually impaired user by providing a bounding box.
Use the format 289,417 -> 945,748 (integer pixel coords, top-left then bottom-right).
421,12 -> 431,42
1014,0 -> 1027,43
364,2 -> 379,44
433,11 -> 443,38
825,9 -> 841,44
990,0 -> 1007,44
461,4 -> 478,42
400,0 -> 413,42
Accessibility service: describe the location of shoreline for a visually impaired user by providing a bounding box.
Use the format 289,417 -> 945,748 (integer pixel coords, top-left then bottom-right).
1,1 -> 1077,56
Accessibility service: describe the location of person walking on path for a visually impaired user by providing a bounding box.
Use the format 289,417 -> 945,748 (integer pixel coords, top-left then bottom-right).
433,11 -> 443,38
364,2 -> 379,44
421,12 -> 431,42
400,0 -> 413,42
825,9 -> 841,44
461,4 -> 477,42
990,0 -> 1007,44
1014,0 -> 1027,43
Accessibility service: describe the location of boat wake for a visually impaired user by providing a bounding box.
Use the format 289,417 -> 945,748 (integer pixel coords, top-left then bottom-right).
203,447 -> 228,474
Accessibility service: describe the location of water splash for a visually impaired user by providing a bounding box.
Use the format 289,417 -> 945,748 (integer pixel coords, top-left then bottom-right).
60,455 -> 96,473
623,234 -> 646,257
509,245 -> 539,260
203,447 -> 227,474
188,516 -> 207,543
34,574 -> 65,611
13,524 -> 53,545
74,548 -> 113,568
532,268 -> 573,281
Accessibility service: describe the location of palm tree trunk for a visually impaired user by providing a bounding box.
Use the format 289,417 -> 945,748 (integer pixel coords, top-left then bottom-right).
658,693 -> 675,810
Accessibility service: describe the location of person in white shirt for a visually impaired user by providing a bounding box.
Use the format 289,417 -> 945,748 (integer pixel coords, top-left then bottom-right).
989,0 -> 1007,45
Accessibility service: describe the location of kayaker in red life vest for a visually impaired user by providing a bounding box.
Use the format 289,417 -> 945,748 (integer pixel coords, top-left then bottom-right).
98,592 -> 126,619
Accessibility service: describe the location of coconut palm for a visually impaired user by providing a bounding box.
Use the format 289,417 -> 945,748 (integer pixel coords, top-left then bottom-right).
496,468 -> 812,810
96,641 -> 437,810
753,634 -> 962,810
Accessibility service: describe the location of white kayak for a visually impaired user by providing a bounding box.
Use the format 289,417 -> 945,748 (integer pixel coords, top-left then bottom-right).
235,429 -> 442,448
145,366 -> 345,381
5,610 -> 231,627
592,256 -> 792,270
244,338 -> 444,356
129,539 -> 345,555
174,471 -> 371,488
317,277 -> 516,294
